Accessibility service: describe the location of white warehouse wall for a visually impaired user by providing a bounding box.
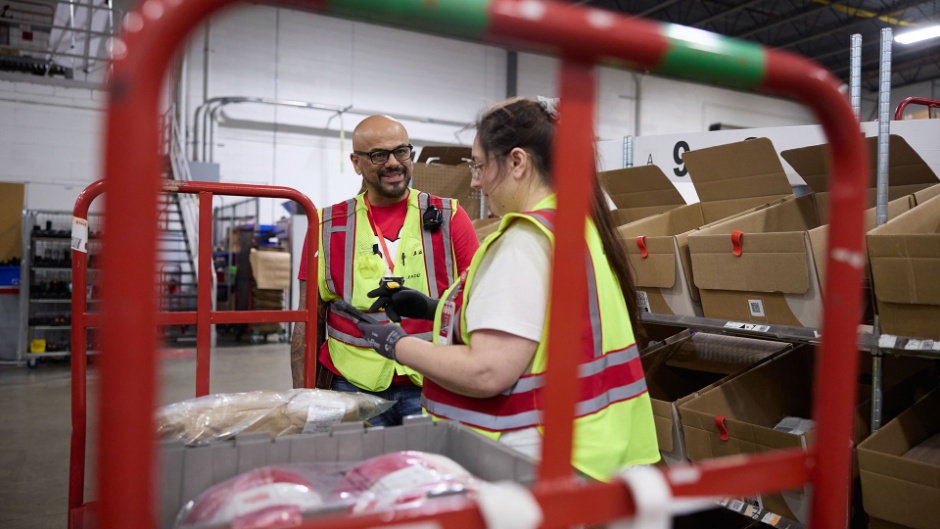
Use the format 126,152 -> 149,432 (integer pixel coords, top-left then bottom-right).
21,4 -> 940,220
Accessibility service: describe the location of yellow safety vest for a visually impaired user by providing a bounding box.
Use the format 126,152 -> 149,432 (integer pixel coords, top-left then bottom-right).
423,194 -> 660,480
318,190 -> 459,391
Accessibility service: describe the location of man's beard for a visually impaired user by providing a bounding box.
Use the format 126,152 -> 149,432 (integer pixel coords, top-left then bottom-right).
364,166 -> 411,199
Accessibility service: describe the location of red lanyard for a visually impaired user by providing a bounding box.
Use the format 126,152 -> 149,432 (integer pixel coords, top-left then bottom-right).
363,194 -> 395,273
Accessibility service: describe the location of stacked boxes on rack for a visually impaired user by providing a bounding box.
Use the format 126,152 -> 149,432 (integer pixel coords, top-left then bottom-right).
249,248 -> 291,335
676,345 -> 937,523
858,385 -> 940,529
625,133 -> 940,527
867,190 -> 940,340
641,332 -> 791,465
616,138 -> 793,317
684,135 -> 937,328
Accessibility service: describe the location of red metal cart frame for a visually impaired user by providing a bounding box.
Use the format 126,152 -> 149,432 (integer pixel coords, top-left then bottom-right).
93,1 -> 868,528
894,96 -> 940,119
69,179 -> 319,527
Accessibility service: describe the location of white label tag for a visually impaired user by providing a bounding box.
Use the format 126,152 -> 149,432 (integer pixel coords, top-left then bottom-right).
878,334 -> 898,348
637,290 -> 650,313
724,321 -> 771,333
71,217 -> 89,253
747,298 -> 765,317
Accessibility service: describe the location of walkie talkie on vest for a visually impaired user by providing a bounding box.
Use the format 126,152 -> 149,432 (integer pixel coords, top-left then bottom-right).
423,204 -> 442,232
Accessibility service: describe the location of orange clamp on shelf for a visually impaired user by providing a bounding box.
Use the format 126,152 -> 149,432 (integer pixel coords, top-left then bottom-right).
636,235 -> 648,258
731,230 -> 745,257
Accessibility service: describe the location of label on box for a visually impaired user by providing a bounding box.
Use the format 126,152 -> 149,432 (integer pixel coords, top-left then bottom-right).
904,339 -> 940,351
71,217 -> 89,253
747,298 -> 766,317
724,321 -> 771,333
637,290 -> 650,313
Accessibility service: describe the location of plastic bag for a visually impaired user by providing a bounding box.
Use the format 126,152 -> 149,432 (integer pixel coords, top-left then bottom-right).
155,389 -> 394,445
174,451 -> 482,529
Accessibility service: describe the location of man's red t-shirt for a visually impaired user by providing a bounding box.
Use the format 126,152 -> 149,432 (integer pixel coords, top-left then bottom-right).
297,193 -> 479,384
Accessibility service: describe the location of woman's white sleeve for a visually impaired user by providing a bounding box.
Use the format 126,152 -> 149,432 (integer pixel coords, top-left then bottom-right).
464,223 -> 552,342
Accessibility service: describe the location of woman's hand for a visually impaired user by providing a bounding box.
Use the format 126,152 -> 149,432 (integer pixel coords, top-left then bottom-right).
357,321 -> 408,361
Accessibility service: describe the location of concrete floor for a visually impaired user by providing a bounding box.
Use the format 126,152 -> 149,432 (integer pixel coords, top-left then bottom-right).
0,342 -> 291,529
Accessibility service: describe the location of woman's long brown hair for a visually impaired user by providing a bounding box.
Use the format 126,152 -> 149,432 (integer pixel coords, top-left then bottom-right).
476,97 -> 647,346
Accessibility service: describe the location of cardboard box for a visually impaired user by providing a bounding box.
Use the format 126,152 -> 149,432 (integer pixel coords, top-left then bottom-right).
914,183 -> 940,206
616,138 -> 794,317
679,345 -> 817,522
781,135 -> 939,223
858,385 -> 940,529
679,346 -> 936,523
599,165 -> 686,226
412,146 -> 482,220
867,192 -> 940,339
689,192 -> 913,327
641,333 -> 791,465
249,248 -> 291,290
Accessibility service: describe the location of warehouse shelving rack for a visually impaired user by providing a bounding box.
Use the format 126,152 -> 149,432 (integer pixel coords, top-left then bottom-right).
68,179 -> 319,528
89,1 -> 868,529
17,209 -> 104,367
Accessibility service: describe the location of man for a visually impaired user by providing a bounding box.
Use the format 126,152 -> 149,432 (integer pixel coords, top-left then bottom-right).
291,115 -> 479,426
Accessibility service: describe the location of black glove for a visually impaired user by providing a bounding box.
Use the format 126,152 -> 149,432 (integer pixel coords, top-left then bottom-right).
358,321 -> 408,361
367,284 -> 440,323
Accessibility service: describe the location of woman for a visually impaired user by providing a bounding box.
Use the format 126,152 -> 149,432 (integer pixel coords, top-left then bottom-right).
358,97 -> 660,481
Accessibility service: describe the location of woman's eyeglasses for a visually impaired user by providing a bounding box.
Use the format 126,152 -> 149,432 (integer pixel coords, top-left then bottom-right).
469,161 -> 485,179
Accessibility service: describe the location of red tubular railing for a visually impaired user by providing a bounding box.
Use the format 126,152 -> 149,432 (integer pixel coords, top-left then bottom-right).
894,96 -> 940,119
95,1 -> 868,528
68,179 -> 319,527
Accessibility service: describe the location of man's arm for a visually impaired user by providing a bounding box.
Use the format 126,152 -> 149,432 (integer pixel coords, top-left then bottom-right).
290,280 -> 307,389
290,280 -> 331,388
450,204 -> 480,273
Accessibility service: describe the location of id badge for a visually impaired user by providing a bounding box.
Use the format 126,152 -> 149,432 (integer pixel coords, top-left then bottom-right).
437,300 -> 456,345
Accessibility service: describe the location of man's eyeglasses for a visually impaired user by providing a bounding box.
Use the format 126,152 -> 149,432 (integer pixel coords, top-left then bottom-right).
354,144 -> 414,165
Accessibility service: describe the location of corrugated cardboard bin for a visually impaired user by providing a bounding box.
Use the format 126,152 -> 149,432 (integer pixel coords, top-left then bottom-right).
679,345 -> 936,523
616,138 -> 794,317
858,385 -> 940,529
599,165 -> 686,226
688,192 -> 912,327
867,192 -> 940,340
781,135 -> 939,223
641,333 -> 791,465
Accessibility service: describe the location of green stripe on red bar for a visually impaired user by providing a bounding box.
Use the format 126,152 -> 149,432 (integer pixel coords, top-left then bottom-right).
657,24 -> 766,90
326,0 -> 490,39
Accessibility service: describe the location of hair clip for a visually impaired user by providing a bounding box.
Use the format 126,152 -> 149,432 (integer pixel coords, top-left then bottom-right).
536,96 -> 560,120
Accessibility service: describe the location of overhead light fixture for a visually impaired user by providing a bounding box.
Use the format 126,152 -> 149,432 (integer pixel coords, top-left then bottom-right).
894,24 -> 940,45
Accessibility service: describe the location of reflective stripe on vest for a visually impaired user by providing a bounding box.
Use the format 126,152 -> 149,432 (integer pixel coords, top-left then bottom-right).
422,344 -> 645,431
326,309 -> 433,347
419,192 -> 455,297
323,194 -> 454,301
422,207 -> 647,432
322,199 -> 356,302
